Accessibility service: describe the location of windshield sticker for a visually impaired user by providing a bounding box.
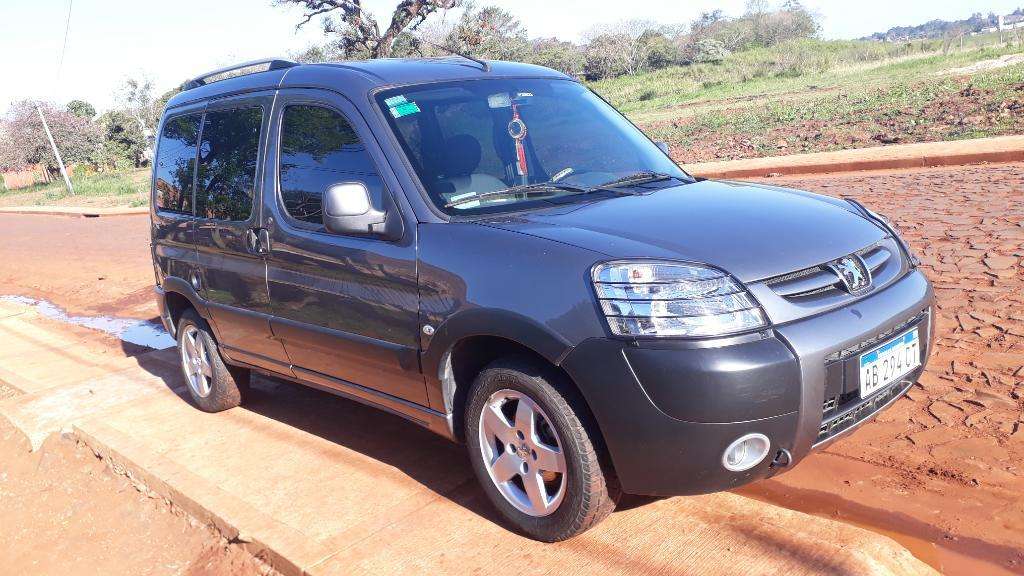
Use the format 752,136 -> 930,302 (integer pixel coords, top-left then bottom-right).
384,95 -> 408,107
389,101 -> 421,118
487,93 -> 511,109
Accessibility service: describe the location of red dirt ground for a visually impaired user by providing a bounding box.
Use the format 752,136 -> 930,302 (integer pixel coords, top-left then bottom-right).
743,162 -> 1024,575
657,81 -> 1024,163
0,213 -> 155,320
0,161 -> 1021,574
0,418 -> 273,575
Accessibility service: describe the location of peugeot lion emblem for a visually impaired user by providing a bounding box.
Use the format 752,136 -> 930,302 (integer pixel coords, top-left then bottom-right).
828,255 -> 871,294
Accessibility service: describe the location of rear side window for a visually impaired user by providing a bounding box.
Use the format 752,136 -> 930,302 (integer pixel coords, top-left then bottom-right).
154,115 -> 200,215
195,107 -> 264,221
278,105 -> 378,226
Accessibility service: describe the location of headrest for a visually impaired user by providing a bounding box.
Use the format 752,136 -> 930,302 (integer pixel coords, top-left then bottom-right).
443,134 -> 482,177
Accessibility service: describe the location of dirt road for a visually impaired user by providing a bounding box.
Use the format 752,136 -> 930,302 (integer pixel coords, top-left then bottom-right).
0,162 -> 1021,574
0,213 -> 154,319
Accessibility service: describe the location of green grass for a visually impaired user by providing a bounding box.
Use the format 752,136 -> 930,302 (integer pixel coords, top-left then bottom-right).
592,39 -> 1023,123
587,36 -> 1024,161
0,169 -> 150,208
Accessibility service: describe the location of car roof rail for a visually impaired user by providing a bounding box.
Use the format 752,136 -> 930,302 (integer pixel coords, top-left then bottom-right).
183,58 -> 299,90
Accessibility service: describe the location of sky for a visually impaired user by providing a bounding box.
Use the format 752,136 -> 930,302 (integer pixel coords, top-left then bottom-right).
1,0 -> 1022,113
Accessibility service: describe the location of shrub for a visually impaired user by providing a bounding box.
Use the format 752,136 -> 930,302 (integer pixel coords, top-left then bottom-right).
692,38 -> 730,63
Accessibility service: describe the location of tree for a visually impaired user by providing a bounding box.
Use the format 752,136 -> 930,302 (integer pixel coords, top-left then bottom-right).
96,110 -> 148,169
583,33 -> 629,79
66,100 -> 96,119
528,38 -> 584,77
291,42 -> 347,63
0,100 -> 102,174
586,20 -> 659,76
278,0 -> 460,59
642,30 -> 680,69
443,3 -> 529,60
117,78 -> 161,162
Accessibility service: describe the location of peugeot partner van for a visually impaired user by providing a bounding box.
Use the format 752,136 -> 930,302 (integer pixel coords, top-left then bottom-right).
152,57 -> 933,541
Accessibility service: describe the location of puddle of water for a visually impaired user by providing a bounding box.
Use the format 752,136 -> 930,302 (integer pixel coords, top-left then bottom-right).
737,482 -> 1016,576
1,295 -> 175,350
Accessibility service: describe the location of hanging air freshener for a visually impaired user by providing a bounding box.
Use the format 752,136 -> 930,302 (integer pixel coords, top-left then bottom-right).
508,103 -> 529,179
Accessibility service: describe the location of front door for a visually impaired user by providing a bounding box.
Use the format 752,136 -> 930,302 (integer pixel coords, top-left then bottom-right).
193,92 -> 289,371
261,89 -> 426,405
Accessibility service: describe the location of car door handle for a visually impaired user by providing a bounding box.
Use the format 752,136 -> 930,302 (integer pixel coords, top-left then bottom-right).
257,228 -> 271,255
246,228 -> 271,256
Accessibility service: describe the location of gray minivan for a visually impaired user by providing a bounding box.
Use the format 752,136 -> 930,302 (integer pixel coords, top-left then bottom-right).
151,57 -> 933,541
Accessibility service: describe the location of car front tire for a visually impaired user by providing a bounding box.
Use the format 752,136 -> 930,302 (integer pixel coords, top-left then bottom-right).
465,356 -> 618,541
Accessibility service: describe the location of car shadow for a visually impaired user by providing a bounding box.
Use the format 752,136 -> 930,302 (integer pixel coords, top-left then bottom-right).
122,341 -> 522,530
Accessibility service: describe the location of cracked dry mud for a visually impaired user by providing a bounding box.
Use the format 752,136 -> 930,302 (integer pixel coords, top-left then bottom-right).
746,162 -> 1024,575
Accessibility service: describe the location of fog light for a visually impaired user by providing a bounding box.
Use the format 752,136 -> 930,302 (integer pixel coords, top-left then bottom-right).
722,433 -> 771,472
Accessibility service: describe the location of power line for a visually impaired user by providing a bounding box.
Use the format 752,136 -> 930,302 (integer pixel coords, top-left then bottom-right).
55,0 -> 74,84
41,0 -> 76,196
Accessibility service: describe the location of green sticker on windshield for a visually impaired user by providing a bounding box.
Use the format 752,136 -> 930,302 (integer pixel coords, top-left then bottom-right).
389,101 -> 420,118
384,95 -> 408,107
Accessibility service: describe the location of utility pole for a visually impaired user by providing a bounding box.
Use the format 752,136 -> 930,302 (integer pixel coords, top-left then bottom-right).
35,103 -> 74,195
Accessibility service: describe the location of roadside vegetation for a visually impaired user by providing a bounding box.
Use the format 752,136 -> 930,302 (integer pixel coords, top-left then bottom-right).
592,39 -> 1024,162
0,169 -> 149,209
1,1 -> 1022,209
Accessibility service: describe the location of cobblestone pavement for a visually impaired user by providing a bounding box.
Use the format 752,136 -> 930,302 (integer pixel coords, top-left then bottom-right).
752,163 -> 1024,573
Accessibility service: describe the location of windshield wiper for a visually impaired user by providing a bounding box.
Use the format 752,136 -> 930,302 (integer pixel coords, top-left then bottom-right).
444,182 -> 590,208
597,171 -> 684,189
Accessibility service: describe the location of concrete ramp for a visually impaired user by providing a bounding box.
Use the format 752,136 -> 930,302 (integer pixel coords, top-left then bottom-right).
0,301 -> 938,576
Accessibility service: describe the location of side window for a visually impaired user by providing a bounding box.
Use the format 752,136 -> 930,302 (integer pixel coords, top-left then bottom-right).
154,115 -> 200,215
279,105 -> 379,226
195,107 -> 263,221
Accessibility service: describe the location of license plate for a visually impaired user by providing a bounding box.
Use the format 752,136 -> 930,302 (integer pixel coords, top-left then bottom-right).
859,328 -> 921,398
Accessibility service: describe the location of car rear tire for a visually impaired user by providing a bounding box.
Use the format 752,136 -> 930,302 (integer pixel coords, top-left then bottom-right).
465,356 -> 618,541
176,309 -> 249,412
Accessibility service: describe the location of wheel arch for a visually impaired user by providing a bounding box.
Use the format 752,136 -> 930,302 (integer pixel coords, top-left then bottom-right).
425,309 -> 608,457
159,277 -> 211,337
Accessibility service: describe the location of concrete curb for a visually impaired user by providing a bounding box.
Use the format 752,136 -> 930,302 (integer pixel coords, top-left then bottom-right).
0,206 -> 149,217
72,419 -> 332,576
682,135 -> 1024,179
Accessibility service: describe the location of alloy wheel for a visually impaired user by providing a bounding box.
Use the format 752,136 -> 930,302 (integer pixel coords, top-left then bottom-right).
180,325 -> 213,398
478,389 -> 567,517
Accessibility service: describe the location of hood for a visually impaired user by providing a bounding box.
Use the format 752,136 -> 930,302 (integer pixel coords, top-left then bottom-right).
478,180 -> 887,282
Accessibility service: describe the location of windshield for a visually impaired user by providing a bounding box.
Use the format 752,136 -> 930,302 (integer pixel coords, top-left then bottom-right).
377,79 -> 688,215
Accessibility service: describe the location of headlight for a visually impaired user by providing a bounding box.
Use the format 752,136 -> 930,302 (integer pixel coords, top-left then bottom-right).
591,260 -> 767,338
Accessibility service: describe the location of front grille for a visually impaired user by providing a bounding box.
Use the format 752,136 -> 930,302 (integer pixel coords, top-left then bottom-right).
765,242 -> 898,303
815,380 -> 911,446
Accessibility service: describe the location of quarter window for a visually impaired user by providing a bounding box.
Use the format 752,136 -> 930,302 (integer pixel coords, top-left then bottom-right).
279,105 -> 378,226
154,115 -> 200,215
195,107 -> 264,221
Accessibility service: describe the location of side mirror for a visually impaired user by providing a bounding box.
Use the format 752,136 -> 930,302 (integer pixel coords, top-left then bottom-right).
655,141 -> 670,155
322,182 -> 387,236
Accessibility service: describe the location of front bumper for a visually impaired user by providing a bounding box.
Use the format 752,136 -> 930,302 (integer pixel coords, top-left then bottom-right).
561,269 -> 933,496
